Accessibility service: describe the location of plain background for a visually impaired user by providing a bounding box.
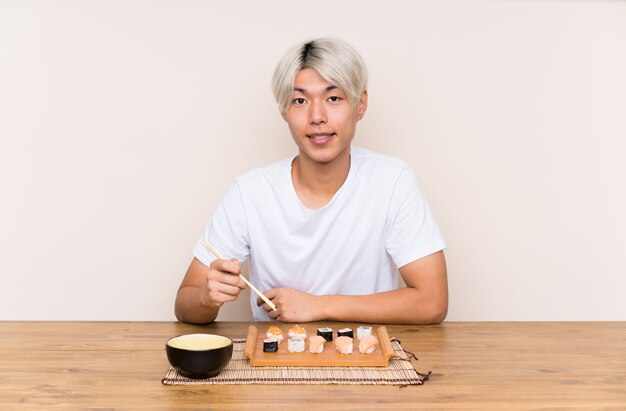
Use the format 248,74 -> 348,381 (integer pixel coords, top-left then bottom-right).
1,0 -> 625,321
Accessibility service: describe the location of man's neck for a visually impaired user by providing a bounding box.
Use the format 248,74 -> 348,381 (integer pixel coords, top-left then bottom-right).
291,148 -> 351,209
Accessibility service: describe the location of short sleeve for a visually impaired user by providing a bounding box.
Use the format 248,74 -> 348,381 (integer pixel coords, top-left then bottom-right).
192,181 -> 250,266
385,166 -> 447,268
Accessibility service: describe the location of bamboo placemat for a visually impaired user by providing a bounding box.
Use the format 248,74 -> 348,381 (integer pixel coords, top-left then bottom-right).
162,338 -> 430,386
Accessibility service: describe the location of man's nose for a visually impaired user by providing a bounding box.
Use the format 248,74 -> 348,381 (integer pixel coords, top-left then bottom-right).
308,100 -> 327,125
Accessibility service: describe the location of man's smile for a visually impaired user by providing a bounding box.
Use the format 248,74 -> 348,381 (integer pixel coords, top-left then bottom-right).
306,132 -> 336,145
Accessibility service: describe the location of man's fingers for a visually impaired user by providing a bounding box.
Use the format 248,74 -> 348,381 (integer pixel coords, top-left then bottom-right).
209,259 -> 247,290
268,308 -> 280,320
256,289 -> 277,306
208,280 -> 242,297
210,270 -> 246,289
210,258 -> 241,275
205,280 -> 242,307
200,261 -> 246,309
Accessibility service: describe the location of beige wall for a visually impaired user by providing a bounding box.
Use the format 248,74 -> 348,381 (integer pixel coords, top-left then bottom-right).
1,0 -> 625,321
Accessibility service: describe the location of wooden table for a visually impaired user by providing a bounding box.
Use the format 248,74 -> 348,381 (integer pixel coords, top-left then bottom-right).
1,321 -> 624,410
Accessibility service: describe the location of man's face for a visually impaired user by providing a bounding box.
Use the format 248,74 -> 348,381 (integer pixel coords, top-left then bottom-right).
282,68 -> 367,165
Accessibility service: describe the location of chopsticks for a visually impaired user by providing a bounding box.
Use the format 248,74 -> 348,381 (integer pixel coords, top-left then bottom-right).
202,241 -> 277,311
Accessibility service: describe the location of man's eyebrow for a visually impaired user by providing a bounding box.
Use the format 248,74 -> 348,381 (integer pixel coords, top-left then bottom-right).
293,85 -> 339,93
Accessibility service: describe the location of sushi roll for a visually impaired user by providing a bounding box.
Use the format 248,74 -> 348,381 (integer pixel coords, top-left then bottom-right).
308,335 -> 326,354
356,326 -> 372,340
317,327 -> 333,342
266,325 -> 284,343
287,336 -> 305,353
358,335 -> 379,354
288,324 -> 307,339
263,337 -> 279,353
334,336 -> 353,355
337,327 -> 353,338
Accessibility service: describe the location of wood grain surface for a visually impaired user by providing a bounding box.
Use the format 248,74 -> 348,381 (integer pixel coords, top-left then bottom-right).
243,325 -> 393,366
1,321 -> 625,410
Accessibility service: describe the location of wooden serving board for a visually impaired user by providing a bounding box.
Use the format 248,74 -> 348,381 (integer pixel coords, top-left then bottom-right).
243,325 -> 394,367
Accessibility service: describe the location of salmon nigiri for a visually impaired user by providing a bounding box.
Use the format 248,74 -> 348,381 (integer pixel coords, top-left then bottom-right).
308,335 -> 326,354
288,324 -> 307,338
334,336 -> 353,355
266,325 -> 284,342
358,335 -> 379,354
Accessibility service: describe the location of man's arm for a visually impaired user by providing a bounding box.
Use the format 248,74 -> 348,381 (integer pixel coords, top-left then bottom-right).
175,257 -> 247,324
258,250 -> 448,324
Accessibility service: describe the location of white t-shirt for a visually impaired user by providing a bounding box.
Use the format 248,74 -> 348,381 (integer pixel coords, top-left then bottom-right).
193,146 -> 447,320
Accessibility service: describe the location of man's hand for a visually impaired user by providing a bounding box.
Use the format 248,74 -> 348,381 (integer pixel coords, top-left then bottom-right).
257,287 -> 324,322
201,258 -> 247,309
176,257 -> 247,324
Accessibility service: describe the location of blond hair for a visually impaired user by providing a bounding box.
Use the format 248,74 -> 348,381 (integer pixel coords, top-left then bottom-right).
271,38 -> 368,113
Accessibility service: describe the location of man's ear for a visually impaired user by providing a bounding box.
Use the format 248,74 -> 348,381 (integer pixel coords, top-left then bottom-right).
356,90 -> 368,121
280,108 -> 287,121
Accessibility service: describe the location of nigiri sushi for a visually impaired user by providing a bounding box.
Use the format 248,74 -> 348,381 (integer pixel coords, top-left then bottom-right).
266,325 -> 284,342
334,336 -> 353,355
288,324 -> 307,339
308,335 -> 326,354
358,335 -> 379,354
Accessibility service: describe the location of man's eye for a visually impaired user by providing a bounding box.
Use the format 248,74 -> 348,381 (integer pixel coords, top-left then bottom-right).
328,96 -> 342,102
293,98 -> 306,105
